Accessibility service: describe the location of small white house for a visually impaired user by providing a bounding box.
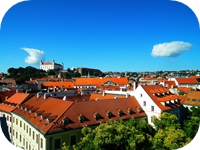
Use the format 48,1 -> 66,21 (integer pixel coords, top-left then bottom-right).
133,84 -> 181,126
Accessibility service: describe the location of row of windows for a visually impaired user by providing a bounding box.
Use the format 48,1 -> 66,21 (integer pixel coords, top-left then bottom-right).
2,114 -> 12,122
143,101 -> 154,111
14,130 -> 43,149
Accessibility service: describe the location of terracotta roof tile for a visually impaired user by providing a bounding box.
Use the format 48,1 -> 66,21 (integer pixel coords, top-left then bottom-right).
12,94 -> 73,133
175,78 -> 199,84
0,93 -> 30,113
183,91 -> 200,106
141,85 -> 181,111
47,97 -> 146,133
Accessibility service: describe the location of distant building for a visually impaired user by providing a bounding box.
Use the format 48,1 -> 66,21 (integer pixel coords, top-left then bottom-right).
40,60 -> 64,72
76,67 -> 102,76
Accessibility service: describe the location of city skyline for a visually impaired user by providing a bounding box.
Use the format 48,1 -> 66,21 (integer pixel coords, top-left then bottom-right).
0,0 -> 200,74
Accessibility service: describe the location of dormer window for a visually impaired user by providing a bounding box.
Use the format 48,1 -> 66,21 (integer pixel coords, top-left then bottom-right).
94,113 -> 100,120
137,108 -> 142,113
78,114 -> 85,123
106,111 -> 112,118
118,110 -> 123,117
127,108 -> 134,115
63,117 -> 69,126
24,108 -> 27,112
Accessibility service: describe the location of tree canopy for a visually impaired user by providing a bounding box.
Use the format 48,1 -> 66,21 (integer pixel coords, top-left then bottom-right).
62,112 -> 195,150
6,66 -> 46,81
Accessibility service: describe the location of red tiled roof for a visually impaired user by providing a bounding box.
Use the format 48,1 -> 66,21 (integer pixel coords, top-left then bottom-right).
178,87 -> 191,93
43,81 -> 74,88
141,85 -> 181,111
0,93 -> 30,113
183,91 -> 200,106
13,93 -> 146,135
164,81 -> 177,88
89,93 -> 127,101
12,94 -> 73,133
75,77 -> 128,87
47,97 -> 146,133
0,91 -> 16,103
175,78 -> 199,84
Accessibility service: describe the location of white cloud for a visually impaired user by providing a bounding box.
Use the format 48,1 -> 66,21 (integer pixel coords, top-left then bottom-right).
151,41 -> 192,57
21,47 -> 45,64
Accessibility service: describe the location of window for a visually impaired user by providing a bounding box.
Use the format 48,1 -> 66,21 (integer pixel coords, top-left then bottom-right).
26,141 -> 28,149
36,134 -> 38,143
186,98 -> 190,101
151,106 -> 154,111
32,131 -> 35,140
70,135 -> 76,145
29,128 -> 31,136
16,119 -> 18,125
27,125 -> 28,133
24,123 -> 26,130
10,116 -> 12,122
29,144 -> 31,150
20,121 -> 22,127
20,135 -> 21,142
13,129 -> 15,136
16,131 -> 18,139
54,138 -> 61,149
143,101 -> 146,106
41,138 -> 43,149
13,117 -> 15,123
7,116 -> 9,121
23,138 -> 25,146
151,116 -> 154,122
192,99 -> 196,102
10,127 -> 11,133
3,114 -> 5,117
140,94 -> 142,97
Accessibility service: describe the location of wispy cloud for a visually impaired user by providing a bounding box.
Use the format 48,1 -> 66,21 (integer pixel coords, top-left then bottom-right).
21,47 -> 45,65
151,41 -> 192,57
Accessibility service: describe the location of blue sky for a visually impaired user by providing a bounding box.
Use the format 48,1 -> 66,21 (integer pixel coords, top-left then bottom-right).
0,0 -> 200,73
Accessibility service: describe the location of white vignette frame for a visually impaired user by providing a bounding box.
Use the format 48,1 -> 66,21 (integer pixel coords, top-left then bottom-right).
0,0 -> 200,150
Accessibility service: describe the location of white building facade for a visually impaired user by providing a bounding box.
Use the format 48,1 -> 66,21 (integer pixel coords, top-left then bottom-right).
40,60 -> 64,72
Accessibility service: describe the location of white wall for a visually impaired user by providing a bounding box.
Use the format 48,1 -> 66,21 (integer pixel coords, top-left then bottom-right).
12,113 -> 46,150
132,85 -> 162,125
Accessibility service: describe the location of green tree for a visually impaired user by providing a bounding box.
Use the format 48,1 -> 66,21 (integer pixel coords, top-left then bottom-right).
63,72 -> 71,79
153,112 -> 180,131
152,112 -> 191,150
63,118 -> 155,150
47,69 -> 56,76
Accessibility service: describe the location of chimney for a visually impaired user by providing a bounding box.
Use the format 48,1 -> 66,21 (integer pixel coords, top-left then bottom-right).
95,97 -> 99,101
63,96 -> 67,100
126,93 -> 130,98
102,91 -> 105,96
44,93 -> 50,99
